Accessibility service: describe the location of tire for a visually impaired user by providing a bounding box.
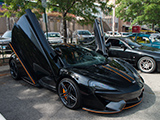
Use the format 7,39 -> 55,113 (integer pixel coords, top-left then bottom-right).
9,59 -> 20,80
138,57 -> 156,73
58,78 -> 81,109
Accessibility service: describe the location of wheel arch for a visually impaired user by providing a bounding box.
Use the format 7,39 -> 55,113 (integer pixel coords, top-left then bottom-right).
56,75 -> 80,92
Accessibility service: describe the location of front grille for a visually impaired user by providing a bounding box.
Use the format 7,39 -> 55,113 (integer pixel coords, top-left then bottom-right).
83,37 -> 94,41
96,89 -> 143,102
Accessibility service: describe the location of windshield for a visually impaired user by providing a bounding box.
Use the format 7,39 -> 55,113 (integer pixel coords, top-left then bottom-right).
78,30 -> 92,35
151,37 -> 160,42
47,33 -> 61,37
123,38 -> 141,48
108,32 -> 120,35
52,45 -> 106,67
2,31 -> 12,38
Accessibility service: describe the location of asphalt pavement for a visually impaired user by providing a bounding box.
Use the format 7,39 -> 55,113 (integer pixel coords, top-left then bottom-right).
0,65 -> 160,120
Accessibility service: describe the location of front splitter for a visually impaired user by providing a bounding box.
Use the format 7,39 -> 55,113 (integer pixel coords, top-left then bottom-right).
82,97 -> 143,114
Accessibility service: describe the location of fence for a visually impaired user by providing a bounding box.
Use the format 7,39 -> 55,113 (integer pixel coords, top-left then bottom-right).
0,43 -> 12,63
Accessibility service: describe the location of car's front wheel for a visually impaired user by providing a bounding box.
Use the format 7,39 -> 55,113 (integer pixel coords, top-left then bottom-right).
9,59 -> 20,80
58,78 -> 81,109
138,57 -> 156,73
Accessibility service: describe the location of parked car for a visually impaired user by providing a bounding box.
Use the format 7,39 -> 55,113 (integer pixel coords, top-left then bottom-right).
45,32 -> 63,44
9,9 -> 144,114
72,30 -> 94,44
105,37 -> 160,73
2,30 -> 12,38
0,30 -> 12,51
128,33 -> 160,49
149,33 -> 160,38
105,31 -> 121,37
120,32 -> 131,37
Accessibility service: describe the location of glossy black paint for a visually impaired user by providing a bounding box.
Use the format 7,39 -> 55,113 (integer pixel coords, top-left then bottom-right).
9,10 -> 144,113
105,37 -> 160,72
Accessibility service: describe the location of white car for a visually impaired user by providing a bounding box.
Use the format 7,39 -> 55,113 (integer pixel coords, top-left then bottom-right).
105,31 -> 121,37
72,30 -> 95,44
45,32 -> 63,44
0,30 -> 12,50
0,30 -> 12,44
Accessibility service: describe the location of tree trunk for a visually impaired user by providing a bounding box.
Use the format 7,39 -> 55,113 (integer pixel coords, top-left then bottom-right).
152,23 -> 154,30
63,16 -> 67,43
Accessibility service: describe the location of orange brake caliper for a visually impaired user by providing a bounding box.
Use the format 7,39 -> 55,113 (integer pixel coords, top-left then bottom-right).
63,89 -> 67,100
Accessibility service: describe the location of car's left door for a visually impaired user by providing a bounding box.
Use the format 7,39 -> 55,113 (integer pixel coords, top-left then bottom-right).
10,9 -> 59,87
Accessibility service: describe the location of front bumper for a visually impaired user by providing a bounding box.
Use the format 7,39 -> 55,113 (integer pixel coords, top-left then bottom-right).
156,60 -> 160,72
82,88 -> 144,114
82,96 -> 143,114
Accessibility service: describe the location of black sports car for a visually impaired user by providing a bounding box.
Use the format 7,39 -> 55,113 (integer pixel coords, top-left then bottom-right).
9,9 -> 144,114
105,37 -> 160,73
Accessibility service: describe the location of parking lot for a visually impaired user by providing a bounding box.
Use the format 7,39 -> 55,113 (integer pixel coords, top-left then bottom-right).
0,66 -> 160,120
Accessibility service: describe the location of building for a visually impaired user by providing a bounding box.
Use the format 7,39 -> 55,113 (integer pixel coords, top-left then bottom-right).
103,0 -> 131,32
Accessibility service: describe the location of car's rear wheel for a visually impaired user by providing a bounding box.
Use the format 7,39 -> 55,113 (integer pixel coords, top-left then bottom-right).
138,57 -> 156,73
58,78 -> 81,109
9,59 -> 20,80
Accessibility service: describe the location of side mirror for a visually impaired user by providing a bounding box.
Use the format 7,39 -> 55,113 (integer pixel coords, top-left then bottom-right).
105,42 -> 111,50
54,47 -> 62,56
121,44 -> 127,51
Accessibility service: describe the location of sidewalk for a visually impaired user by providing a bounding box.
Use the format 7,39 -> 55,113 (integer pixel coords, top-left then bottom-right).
0,65 -> 9,74
0,65 -> 9,72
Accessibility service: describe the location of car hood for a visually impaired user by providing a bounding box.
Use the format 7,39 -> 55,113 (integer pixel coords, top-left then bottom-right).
136,46 -> 160,55
48,37 -> 61,40
81,35 -> 94,38
152,41 -> 160,45
0,38 -> 11,44
48,37 -> 63,41
70,57 -> 143,92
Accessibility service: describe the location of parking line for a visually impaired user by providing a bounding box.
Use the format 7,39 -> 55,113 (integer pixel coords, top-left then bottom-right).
0,113 -> 6,120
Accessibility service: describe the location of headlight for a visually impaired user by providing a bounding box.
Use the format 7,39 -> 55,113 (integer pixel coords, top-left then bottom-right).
89,80 -> 117,91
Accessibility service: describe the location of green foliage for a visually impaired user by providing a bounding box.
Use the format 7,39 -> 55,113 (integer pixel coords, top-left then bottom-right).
48,0 -> 110,43
2,0 -> 44,19
116,0 -> 160,26
1,0 -> 111,26
1,0 -> 111,43
48,0 -> 109,25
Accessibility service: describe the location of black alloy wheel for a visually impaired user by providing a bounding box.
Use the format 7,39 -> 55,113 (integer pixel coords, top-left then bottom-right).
58,78 -> 81,109
9,59 -> 20,80
138,57 -> 156,73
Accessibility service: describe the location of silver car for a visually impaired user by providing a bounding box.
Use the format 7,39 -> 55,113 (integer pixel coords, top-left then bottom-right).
0,30 -> 12,50
45,32 -> 64,44
72,30 -> 95,44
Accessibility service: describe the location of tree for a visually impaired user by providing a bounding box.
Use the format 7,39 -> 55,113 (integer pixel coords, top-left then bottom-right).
2,0 -> 110,43
2,0 -> 44,18
116,0 -> 160,30
48,0 -> 109,43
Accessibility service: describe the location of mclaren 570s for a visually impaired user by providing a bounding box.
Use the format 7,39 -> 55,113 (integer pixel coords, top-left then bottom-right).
9,9 -> 144,114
